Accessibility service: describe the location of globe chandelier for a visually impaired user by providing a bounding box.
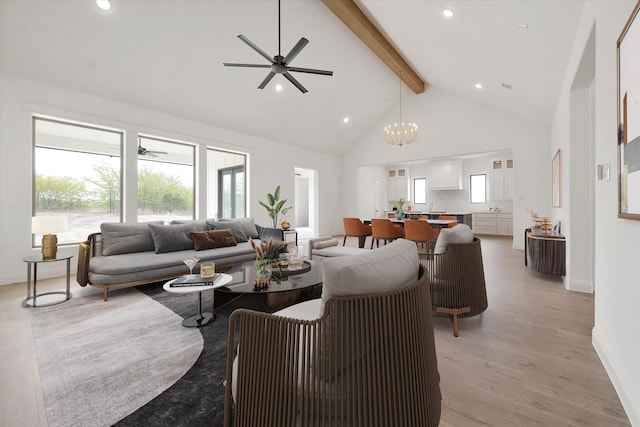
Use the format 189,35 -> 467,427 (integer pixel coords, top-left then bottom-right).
384,74 -> 418,146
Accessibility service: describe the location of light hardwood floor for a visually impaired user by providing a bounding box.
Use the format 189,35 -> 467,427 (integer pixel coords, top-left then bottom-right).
0,235 -> 630,426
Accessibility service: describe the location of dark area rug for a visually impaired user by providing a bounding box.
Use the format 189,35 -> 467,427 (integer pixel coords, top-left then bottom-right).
114,283 -> 322,427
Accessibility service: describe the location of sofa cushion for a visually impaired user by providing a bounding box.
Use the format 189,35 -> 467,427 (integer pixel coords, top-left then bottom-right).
207,219 -> 248,243
148,223 -> 195,254
215,218 -> 259,239
191,229 -> 237,251
100,221 -> 163,256
434,223 -> 474,254
320,238 -> 419,314
169,219 -> 209,232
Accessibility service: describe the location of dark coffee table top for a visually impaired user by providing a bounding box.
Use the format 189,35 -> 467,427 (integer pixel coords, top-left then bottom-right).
216,259 -> 322,294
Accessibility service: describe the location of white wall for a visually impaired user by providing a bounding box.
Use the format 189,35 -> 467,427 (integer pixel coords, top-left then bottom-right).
550,1 -> 639,424
0,72 -> 342,285
342,86 -> 549,250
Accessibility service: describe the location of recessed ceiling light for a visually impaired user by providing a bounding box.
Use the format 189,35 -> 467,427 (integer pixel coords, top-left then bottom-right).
443,9 -> 455,18
475,83 -> 483,89
343,117 -> 350,124
275,84 -> 283,91
516,23 -> 529,29
96,0 -> 111,11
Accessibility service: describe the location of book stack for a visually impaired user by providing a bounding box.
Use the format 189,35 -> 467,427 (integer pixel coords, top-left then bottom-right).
170,273 -> 221,287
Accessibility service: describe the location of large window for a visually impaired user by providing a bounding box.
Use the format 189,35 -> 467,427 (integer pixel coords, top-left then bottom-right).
470,174 -> 487,204
207,149 -> 246,219
33,117 -> 122,246
413,178 -> 427,204
137,135 -> 195,222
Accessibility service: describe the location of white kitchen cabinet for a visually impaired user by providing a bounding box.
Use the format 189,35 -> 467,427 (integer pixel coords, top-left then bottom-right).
387,168 -> 409,201
472,213 -> 497,234
472,213 -> 513,236
496,215 -> 513,235
489,159 -> 513,200
428,161 -> 462,190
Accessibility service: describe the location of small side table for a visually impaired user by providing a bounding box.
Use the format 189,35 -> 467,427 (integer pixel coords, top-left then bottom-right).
22,254 -> 73,308
163,274 -> 233,327
282,229 -> 298,246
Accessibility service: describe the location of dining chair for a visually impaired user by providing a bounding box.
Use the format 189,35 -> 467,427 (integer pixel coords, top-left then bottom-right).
370,218 -> 404,248
342,217 -> 372,248
403,219 -> 440,248
438,215 -> 458,228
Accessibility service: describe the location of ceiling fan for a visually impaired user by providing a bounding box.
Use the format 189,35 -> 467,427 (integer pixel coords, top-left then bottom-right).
223,0 -> 333,93
137,140 -> 167,157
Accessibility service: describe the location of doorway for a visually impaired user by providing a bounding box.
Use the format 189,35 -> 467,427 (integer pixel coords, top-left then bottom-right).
294,167 -> 317,239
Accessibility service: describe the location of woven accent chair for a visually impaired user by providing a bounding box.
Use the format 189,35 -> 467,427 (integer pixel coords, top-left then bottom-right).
438,215 -> 458,227
370,218 -> 404,248
342,217 -> 372,248
224,265 -> 441,426
423,237 -> 488,337
403,219 -> 440,248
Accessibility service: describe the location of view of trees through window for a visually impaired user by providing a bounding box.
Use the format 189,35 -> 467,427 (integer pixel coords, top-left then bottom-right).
33,118 -> 122,245
137,135 -> 195,222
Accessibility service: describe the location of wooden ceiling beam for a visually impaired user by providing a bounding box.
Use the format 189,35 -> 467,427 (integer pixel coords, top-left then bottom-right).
321,0 -> 427,94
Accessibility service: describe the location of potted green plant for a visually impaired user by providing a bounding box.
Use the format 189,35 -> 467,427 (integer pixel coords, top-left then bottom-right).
259,185 -> 293,228
396,198 -> 406,219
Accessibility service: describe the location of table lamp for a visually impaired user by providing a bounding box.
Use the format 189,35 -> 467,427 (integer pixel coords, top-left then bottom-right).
32,216 -> 67,259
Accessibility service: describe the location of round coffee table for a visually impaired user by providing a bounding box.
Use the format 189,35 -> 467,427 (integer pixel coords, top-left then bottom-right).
164,274 -> 232,327
216,259 -> 322,312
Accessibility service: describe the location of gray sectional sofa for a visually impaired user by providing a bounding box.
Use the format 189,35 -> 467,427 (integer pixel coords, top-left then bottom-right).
76,218 -> 283,301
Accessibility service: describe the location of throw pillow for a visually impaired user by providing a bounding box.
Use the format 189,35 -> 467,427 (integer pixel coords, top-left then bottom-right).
207,219 -> 248,243
313,239 -> 339,249
433,223 -> 474,254
101,221 -> 163,256
217,217 -> 260,239
169,219 -> 209,232
191,229 -> 237,251
148,223 -> 195,254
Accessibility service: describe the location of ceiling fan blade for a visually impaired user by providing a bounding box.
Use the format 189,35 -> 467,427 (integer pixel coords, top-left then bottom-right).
223,63 -> 271,68
237,35 -> 275,63
283,72 -> 308,94
258,71 -> 277,89
288,67 -> 333,76
283,38 -> 309,65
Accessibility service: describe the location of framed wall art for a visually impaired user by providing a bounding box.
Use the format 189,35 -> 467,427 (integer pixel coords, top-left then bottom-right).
552,149 -> 562,208
617,1 -> 640,220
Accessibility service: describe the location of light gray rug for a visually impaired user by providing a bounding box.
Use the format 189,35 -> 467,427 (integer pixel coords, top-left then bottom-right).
29,287 -> 203,427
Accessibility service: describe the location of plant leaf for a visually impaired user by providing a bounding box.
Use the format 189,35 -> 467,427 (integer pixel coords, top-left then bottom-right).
274,185 -> 281,200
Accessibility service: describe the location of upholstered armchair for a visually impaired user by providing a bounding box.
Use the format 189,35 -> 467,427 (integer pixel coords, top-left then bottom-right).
423,236 -> 488,337
438,215 -> 458,227
403,219 -> 440,248
342,217 -> 372,248
370,218 -> 404,248
224,239 -> 441,427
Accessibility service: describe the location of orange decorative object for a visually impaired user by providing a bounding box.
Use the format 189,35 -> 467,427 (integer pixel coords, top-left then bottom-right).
281,221 -> 290,230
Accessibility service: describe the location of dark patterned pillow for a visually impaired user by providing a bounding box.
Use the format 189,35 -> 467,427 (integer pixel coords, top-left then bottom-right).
191,229 -> 237,251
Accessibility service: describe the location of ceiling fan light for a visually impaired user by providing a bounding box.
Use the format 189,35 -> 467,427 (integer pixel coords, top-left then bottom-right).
96,0 -> 111,11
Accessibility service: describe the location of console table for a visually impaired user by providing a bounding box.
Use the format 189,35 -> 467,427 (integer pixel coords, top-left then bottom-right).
524,228 -> 566,276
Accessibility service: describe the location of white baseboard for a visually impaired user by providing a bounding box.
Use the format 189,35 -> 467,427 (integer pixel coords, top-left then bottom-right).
593,327 -> 640,426
568,279 -> 593,293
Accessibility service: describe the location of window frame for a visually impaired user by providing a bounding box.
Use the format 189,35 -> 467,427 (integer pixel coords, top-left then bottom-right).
32,116 -> 123,247
469,173 -> 487,204
413,177 -> 427,204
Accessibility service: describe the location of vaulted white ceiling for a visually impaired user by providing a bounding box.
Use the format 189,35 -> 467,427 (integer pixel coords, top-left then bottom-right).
0,0 -> 584,156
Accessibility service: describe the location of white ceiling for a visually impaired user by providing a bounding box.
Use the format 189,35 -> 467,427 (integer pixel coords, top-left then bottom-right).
0,0 -> 584,157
